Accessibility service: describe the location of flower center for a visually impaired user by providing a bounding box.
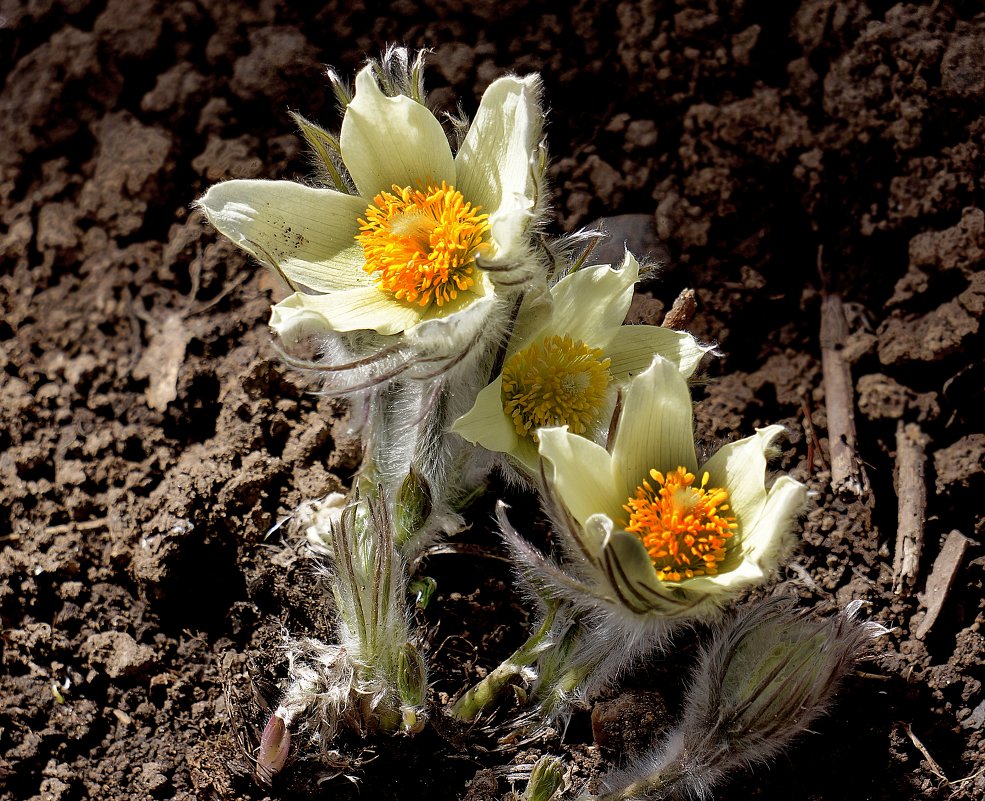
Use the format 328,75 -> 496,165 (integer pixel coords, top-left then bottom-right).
501,334 -> 612,440
623,467 -> 736,581
357,182 -> 490,308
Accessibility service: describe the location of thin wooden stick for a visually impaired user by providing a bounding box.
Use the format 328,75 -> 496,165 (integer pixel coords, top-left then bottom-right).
44,517 -> 110,535
800,391 -> 827,474
903,723 -> 948,782
914,529 -> 970,639
820,292 -> 869,498
892,421 -> 928,596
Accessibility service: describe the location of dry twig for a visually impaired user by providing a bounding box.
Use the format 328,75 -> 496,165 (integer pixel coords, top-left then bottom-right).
903,722 -> 985,796
904,723 -> 949,783
800,390 -> 827,475
892,421 -> 929,596
820,292 -> 869,499
914,529 -> 971,639
44,517 -> 110,535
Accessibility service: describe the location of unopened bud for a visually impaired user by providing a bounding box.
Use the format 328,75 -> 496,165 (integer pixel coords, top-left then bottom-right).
398,642 -> 427,708
522,755 -> 564,801
592,598 -> 885,801
710,598 -> 881,751
395,467 -> 432,544
255,707 -> 290,785
397,642 -> 428,735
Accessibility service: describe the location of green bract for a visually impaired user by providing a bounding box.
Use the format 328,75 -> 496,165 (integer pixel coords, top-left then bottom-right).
537,356 -> 807,618
198,65 -> 543,338
452,252 -> 710,474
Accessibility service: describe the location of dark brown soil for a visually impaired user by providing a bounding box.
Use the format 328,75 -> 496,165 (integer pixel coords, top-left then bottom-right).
1,2 -> 983,800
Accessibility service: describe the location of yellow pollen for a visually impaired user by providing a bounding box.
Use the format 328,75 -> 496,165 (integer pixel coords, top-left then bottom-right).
356,182 -> 490,308
501,334 -> 612,440
623,467 -> 737,581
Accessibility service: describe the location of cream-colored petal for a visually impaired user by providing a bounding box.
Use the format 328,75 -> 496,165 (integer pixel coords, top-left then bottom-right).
579,513 -> 616,562
701,425 -> 787,534
408,290 -> 496,356
607,325 -> 710,381
604,529 -> 668,610
269,293 -> 332,344
507,437 -> 543,478
738,475 -> 805,563
547,254 -> 640,348
611,356 -> 699,504
684,477 -> 804,594
418,278 -> 488,322
451,377 -> 520,455
451,374 -> 542,473
538,427 -> 622,527
340,66 -> 455,199
486,198 -> 536,266
269,287 -> 423,336
455,75 -> 542,260
665,573 -> 728,597
198,180 -> 372,292
599,529 -> 722,618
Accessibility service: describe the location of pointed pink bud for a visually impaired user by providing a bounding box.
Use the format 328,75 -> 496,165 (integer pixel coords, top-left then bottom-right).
255,710 -> 290,785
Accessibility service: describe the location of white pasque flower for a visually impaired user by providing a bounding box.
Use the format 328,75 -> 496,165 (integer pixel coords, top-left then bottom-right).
198,62 -> 543,340
452,252 -> 710,474
537,356 -> 807,618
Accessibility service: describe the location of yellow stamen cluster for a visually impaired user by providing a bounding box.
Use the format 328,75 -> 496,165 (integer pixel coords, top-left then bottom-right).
357,182 -> 490,308
501,334 -> 612,440
623,467 -> 736,581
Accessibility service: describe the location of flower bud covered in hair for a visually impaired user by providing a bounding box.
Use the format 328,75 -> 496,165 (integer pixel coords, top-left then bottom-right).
588,598 -> 887,801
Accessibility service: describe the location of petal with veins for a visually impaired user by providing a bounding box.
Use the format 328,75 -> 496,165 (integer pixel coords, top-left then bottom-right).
198,180 -> 372,292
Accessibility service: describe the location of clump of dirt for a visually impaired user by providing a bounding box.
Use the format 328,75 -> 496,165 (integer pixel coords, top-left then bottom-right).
1,2 -> 983,800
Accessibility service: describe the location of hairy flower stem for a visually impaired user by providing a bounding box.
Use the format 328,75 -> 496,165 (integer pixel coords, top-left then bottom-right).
590,771 -> 683,801
522,613 -> 592,719
587,739 -> 697,801
324,489 -> 424,734
450,603 -> 559,722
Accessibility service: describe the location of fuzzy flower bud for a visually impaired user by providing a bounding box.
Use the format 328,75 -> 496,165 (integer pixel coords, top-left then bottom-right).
522,755 -> 564,801
590,598 -> 886,801
395,467 -> 433,545
255,707 -> 291,785
397,641 -> 429,736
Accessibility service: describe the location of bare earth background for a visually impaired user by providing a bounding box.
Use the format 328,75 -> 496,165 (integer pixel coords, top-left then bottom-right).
1,1 -> 984,800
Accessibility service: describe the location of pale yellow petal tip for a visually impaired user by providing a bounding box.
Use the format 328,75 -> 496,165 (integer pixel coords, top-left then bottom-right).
615,249 -> 641,280
485,199 -> 536,265
490,71 -> 543,93
269,293 -> 328,342
450,379 -> 519,454
455,67 -> 545,266
354,63 -> 379,90
195,180 -> 260,247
